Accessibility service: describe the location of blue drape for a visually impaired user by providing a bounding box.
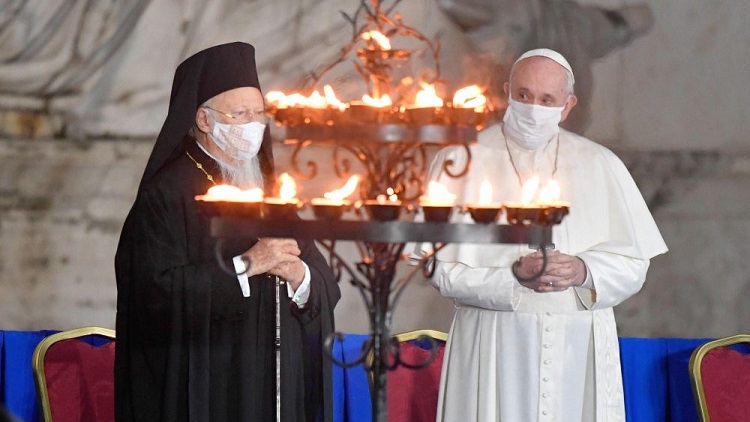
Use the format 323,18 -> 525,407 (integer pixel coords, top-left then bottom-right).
1,330 -> 57,422
0,331 -> 708,422
618,337 -> 709,422
332,334 -> 371,421
330,337 -> 706,422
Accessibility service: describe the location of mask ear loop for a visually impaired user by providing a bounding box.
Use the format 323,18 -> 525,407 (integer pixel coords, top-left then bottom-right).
204,107 -> 218,128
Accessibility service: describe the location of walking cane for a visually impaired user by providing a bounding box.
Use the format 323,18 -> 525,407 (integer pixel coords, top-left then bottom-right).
275,275 -> 282,421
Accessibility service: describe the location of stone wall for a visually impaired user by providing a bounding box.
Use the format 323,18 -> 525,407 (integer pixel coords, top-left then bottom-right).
1,0 -> 749,339
1,137 -> 748,339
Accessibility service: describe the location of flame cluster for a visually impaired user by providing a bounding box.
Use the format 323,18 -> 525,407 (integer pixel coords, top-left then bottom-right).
520,177 -> 563,206
197,173 -> 565,209
266,29 -> 485,113
266,83 -> 486,111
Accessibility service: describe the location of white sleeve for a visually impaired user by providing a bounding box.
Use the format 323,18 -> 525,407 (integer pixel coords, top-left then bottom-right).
430,261 -> 521,311
575,250 -> 650,309
286,262 -> 312,308
232,255 -> 251,297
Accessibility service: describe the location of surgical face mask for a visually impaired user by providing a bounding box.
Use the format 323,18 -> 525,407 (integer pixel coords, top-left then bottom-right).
502,98 -> 564,150
209,118 -> 265,161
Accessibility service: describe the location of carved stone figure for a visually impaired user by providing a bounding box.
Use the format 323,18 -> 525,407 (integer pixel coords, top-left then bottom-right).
0,0 -> 652,137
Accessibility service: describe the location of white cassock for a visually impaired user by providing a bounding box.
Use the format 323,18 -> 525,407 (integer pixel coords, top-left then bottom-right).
425,124 -> 668,422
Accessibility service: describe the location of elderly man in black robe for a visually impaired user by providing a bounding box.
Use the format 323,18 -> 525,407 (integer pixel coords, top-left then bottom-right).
114,42 -> 340,422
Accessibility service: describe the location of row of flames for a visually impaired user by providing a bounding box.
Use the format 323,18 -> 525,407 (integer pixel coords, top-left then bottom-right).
197,173 -> 567,208
265,83 -> 487,112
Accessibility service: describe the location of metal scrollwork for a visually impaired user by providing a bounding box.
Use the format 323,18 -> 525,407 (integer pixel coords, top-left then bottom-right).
289,140 -> 318,180
441,142 -> 472,178
316,236 -> 448,421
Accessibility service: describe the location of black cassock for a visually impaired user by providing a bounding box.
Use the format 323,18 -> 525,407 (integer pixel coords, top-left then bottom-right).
115,140 -> 340,421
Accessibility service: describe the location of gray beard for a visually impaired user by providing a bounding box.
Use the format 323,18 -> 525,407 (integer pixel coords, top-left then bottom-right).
217,156 -> 265,190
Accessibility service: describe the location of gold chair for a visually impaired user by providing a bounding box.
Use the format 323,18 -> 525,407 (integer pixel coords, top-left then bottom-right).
32,326 -> 116,422
394,329 -> 448,344
689,334 -> 750,422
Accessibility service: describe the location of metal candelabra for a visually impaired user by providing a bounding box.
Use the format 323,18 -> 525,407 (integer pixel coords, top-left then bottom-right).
204,124 -> 562,421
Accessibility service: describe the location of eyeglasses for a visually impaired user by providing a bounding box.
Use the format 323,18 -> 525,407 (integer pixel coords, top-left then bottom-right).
203,105 -> 271,125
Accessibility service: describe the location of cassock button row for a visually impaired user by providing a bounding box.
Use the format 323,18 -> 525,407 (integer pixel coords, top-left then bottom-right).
542,392 -> 550,398
543,360 -> 551,365
543,377 -> 550,382
546,312 -> 553,316
545,327 -> 553,332
543,344 -> 551,349
542,410 -> 550,416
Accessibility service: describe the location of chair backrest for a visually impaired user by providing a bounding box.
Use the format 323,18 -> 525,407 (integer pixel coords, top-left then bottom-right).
387,329 -> 448,422
32,327 -> 116,422
689,334 -> 750,422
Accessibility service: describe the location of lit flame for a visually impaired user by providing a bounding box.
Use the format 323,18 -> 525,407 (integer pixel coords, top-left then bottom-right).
421,181 -> 456,204
375,187 -> 399,204
387,187 -> 398,202
479,180 -> 493,205
415,83 -> 444,108
362,94 -> 392,107
306,90 -> 328,108
265,92 -> 310,108
265,91 -> 287,107
453,85 -> 487,111
361,30 -> 391,50
201,184 -> 264,202
267,83 -> 489,113
266,87 -> 347,110
521,176 -> 540,205
278,173 -> 297,201
324,175 -> 360,202
538,180 -> 561,204
323,85 -> 347,110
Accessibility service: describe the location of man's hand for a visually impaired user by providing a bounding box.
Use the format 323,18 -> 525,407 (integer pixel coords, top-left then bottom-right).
241,238 -> 301,279
269,261 -> 305,291
515,250 -> 586,292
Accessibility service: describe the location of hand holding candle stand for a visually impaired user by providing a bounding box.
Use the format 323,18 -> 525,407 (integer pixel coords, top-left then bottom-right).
507,176 -> 583,290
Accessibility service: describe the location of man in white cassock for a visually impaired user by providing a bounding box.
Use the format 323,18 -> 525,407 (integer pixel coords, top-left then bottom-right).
424,48 -> 668,421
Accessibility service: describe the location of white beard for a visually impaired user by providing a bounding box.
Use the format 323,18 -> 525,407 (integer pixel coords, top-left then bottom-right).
217,156 -> 265,190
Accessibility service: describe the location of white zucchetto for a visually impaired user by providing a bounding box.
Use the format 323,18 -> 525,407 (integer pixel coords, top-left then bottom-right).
515,48 -> 575,83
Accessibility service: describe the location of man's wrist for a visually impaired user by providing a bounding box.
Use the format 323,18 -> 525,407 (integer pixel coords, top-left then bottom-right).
576,256 -> 593,288
511,257 -> 525,281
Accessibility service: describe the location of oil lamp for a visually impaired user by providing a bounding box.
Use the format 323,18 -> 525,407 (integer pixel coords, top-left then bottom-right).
447,85 -> 489,128
537,179 -> 570,225
418,181 -> 456,222
504,177 -> 570,225
195,185 -> 263,218
263,173 -> 300,219
405,83 -> 444,124
310,175 -> 360,221
350,94 -> 394,124
466,180 -> 503,223
363,187 -> 402,221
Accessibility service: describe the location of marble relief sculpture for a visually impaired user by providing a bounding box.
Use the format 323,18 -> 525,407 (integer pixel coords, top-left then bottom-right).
0,0 -> 652,138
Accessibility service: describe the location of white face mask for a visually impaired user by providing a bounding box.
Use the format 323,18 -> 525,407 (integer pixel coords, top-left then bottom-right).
502,98 -> 564,150
209,119 -> 265,161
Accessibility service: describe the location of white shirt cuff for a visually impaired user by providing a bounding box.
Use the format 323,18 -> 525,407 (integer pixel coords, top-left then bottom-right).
287,262 -> 312,308
233,257 -> 311,305
233,255 -> 251,297
579,258 -> 594,289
